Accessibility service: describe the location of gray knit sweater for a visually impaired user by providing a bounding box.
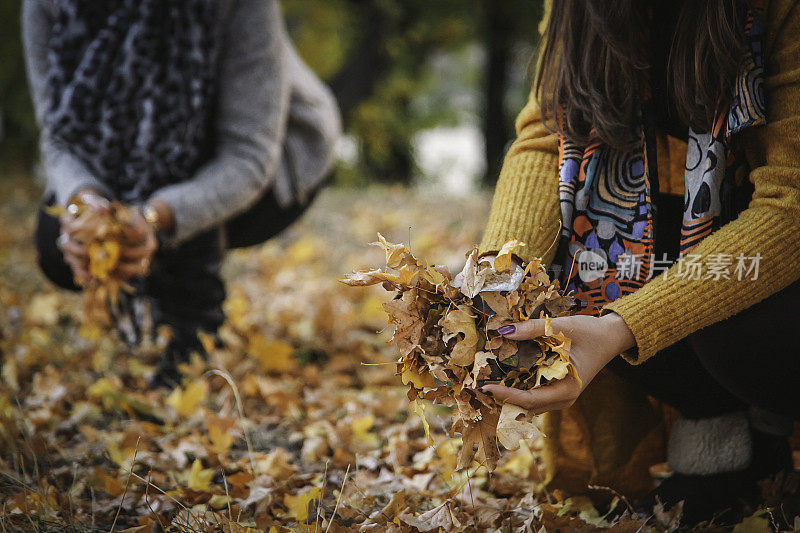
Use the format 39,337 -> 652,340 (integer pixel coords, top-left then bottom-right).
23,0 -> 341,245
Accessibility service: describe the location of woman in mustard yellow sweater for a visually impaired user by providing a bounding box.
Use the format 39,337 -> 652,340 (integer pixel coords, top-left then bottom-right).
479,0 -> 800,523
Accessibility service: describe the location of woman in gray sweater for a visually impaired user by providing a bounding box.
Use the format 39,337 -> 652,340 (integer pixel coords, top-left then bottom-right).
23,0 -> 341,386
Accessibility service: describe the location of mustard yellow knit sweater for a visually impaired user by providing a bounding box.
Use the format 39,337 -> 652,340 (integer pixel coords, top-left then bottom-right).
480,0 -> 800,362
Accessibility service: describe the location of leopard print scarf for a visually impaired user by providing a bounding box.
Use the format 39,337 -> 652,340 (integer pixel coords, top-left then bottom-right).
45,0 -> 218,203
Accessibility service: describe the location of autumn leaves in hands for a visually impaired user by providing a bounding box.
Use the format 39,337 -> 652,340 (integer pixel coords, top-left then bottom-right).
55,191 -> 158,320
482,312 -> 636,415
342,236 -> 581,471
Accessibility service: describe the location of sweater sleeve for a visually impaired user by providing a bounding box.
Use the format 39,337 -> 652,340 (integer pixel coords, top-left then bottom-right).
479,90 -> 561,265
22,0 -> 114,205
150,0 -> 291,246
604,0 -> 800,363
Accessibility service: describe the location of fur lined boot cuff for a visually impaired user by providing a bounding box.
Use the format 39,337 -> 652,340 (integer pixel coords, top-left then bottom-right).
667,411 -> 752,476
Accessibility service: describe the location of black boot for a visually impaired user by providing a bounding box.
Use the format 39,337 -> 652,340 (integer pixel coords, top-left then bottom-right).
748,406 -> 794,483
637,411 -> 757,525
147,229 -> 225,388
638,410 -> 796,526
146,331 -> 209,389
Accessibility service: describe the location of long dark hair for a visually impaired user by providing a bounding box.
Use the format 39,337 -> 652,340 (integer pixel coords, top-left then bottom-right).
536,0 -> 747,148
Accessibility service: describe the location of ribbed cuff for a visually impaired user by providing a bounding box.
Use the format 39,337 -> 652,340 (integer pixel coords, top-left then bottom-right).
604,210 -> 800,363
479,150 -> 560,266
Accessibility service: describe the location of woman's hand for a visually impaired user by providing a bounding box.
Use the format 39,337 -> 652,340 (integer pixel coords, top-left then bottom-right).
58,189 -> 109,284
115,207 -> 158,280
481,313 -> 636,414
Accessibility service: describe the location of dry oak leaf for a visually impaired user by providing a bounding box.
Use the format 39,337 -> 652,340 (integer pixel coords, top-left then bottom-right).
456,248 -> 492,298
464,351 -> 496,389
256,448 -> 298,478
455,405 -> 501,471
439,304 -> 478,367
340,268 -> 401,287
383,294 -> 425,356
372,232 -> 416,270
496,403 -> 540,450
481,291 -> 512,330
399,500 -> 463,532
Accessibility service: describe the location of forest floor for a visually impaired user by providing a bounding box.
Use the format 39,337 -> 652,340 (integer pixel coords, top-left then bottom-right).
0,176 -> 791,531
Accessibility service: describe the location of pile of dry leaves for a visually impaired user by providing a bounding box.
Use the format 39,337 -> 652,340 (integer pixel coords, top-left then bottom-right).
342,236 -> 576,472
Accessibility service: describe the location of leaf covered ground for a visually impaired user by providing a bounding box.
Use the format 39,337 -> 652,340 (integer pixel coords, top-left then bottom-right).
0,178 -> 789,532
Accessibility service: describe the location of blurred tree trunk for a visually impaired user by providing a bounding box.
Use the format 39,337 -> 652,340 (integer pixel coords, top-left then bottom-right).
328,2 -> 416,184
328,4 -> 392,124
482,0 -> 514,186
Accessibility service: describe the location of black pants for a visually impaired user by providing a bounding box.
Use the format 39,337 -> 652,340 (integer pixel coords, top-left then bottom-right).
608,278 -> 800,421
35,189 -> 315,348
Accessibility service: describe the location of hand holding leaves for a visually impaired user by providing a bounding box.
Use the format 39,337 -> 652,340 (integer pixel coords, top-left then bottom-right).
482,313 -> 636,414
115,207 -> 157,281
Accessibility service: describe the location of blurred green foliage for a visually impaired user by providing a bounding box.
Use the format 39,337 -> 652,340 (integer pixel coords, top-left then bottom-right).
284,0 -> 543,185
0,1 -> 38,168
1,0 -> 543,184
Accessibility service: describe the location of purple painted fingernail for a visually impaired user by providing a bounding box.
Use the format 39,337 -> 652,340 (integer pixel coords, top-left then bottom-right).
497,325 -> 516,335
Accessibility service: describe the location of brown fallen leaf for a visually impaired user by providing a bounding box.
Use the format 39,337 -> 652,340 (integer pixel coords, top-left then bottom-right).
399,499 -> 463,532
496,403 -> 541,450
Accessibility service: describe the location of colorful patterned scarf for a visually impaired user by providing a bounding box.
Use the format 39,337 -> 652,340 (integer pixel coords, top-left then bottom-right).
552,2 -> 767,315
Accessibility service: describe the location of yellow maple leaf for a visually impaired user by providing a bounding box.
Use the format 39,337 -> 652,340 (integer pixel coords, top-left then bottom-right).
208,494 -> 232,510
536,357 -> 570,387
197,331 -> 216,354
88,240 -> 121,281
27,293 -> 60,326
167,379 -> 207,417
104,439 -> 136,469
412,399 -> 434,447
397,264 -> 417,285
494,239 -> 526,272
248,334 -> 294,372
207,415 -> 235,454
498,440 -> 535,476
401,367 -> 435,390
223,292 -> 250,330
352,415 -> 380,448
187,458 -> 214,491
78,322 -> 103,341
423,265 -> 446,287
284,486 -> 322,523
